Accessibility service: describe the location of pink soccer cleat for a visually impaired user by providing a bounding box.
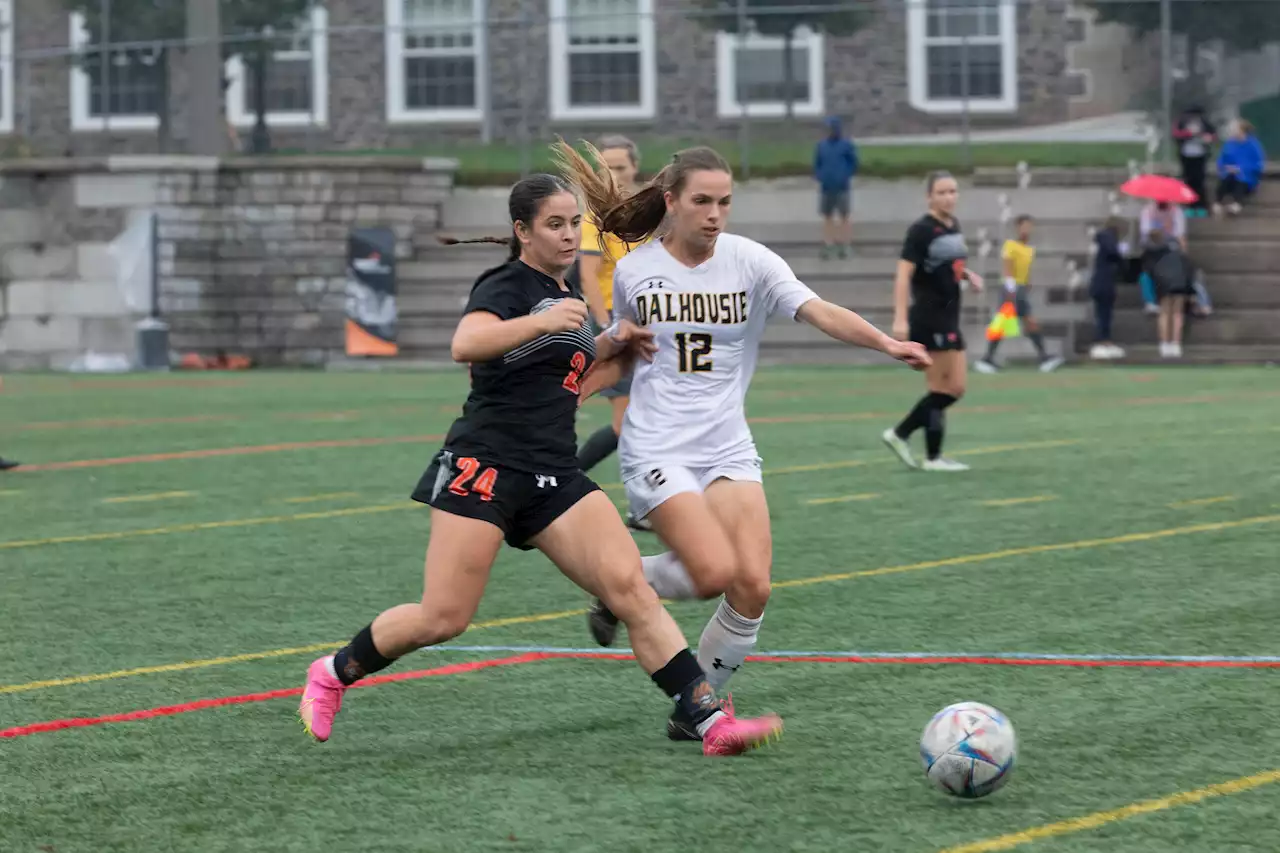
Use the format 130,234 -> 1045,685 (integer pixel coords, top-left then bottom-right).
298,656 -> 347,742
701,699 -> 784,757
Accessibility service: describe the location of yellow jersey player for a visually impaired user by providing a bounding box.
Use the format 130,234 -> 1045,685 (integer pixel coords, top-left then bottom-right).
975,214 -> 1064,374
575,136 -> 644,483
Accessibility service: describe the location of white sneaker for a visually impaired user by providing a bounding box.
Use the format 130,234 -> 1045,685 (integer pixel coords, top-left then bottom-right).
1039,356 -> 1065,373
921,457 -> 970,472
1159,342 -> 1174,358
1170,342 -> 1183,358
1089,343 -> 1110,360
1106,344 -> 1126,359
881,428 -> 918,470
1144,303 -> 1161,315
973,359 -> 999,374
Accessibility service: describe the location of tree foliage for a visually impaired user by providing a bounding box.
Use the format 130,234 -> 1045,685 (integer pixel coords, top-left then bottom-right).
1084,0 -> 1280,52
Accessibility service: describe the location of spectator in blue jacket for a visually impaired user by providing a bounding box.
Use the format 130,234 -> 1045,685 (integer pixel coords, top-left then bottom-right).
813,116 -> 859,259
1213,119 -> 1266,217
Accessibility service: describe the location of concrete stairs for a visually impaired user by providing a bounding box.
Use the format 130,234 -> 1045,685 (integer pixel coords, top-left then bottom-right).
1064,166 -> 1280,364
394,217 -> 1092,366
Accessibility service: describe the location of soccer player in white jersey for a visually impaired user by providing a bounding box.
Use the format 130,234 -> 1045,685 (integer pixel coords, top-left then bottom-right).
555,142 -> 931,741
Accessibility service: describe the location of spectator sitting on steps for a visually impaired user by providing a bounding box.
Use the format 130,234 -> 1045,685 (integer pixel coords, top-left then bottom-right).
813,116 -> 859,260
1172,105 -> 1216,219
1214,119 -> 1266,218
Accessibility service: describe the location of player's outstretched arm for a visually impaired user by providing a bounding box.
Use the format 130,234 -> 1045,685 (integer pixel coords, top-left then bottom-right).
578,354 -> 632,404
795,299 -> 932,370
450,301 -> 587,362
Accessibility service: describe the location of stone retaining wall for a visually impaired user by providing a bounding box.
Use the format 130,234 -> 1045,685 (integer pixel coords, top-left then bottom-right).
0,155 -> 457,369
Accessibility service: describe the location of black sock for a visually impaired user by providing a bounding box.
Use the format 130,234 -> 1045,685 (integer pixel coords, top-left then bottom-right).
924,393 -> 958,460
895,393 -> 935,439
332,624 -> 395,686
651,649 -> 721,727
983,338 -> 1000,362
1028,332 -> 1048,359
577,426 -> 619,472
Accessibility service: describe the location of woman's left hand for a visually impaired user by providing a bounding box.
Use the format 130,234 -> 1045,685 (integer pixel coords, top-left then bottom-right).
966,270 -> 985,293
885,339 -> 932,371
612,320 -> 658,361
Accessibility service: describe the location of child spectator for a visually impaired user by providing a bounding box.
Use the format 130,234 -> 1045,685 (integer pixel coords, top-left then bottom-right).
1088,216 -> 1129,360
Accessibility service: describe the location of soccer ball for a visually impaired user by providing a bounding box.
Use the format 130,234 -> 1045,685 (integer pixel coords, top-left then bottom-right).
920,701 -> 1017,799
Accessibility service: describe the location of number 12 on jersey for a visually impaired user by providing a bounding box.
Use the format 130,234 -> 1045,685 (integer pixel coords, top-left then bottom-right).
674,332 -> 713,373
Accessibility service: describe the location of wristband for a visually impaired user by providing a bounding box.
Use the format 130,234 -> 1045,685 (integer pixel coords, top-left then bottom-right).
1003,276 -> 1018,292
602,321 -> 624,343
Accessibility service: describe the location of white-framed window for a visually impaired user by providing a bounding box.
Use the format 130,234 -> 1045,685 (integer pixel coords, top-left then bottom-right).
69,11 -> 163,131
907,0 -> 1018,114
385,0 -> 487,123
715,28 -> 824,119
225,7 -> 329,127
0,0 -> 13,133
549,0 -> 656,121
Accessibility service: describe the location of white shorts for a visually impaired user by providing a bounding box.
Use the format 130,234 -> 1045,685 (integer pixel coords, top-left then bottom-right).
623,457 -> 764,520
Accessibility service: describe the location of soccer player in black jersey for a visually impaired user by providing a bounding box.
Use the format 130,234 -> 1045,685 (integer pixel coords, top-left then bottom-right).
882,171 -> 984,472
299,172 -> 783,756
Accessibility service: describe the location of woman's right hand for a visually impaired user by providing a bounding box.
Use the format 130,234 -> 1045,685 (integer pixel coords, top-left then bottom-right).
892,316 -> 909,341
539,299 -> 589,334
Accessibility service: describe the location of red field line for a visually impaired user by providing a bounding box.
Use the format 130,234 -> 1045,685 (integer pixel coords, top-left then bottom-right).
14,434 -> 445,472
14,414 -> 238,432
7,650 -> 1276,741
0,654 -> 543,739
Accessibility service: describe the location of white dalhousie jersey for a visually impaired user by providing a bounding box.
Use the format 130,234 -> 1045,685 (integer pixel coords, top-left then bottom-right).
612,233 -> 819,476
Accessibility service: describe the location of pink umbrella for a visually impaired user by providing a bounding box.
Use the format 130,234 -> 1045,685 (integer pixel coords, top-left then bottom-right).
1119,174 -> 1199,205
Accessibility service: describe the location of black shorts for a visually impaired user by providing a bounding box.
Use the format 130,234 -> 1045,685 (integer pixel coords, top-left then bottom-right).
412,449 -> 600,550
909,309 -> 966,352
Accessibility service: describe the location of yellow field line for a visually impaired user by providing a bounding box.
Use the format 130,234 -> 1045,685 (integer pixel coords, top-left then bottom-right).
770,513 -> 1280,591
0,503 -> 415,551
282,491 -> 361,504
806,493 -> 881,506
5,511 -> 1278,696
980,495 -> 1057,507
939,767 -> 1280,853
0,608 -> 589,695
101,490 -> 197,505
0,489 -> 21,497
1169,495 -> 1237,509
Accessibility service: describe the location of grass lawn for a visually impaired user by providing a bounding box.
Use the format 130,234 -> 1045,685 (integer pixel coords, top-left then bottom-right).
2,365 -> 1278,852
278,139 -> 1146,185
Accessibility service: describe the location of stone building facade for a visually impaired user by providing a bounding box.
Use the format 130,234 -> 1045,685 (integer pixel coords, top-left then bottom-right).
2,0 -> 1108,156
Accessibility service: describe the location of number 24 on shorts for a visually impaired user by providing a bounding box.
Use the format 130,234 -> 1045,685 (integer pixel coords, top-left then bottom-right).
449,457 -> 498,502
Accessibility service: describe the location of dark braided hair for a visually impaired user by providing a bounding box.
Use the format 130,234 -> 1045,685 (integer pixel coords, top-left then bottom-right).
438,173 -> 574,262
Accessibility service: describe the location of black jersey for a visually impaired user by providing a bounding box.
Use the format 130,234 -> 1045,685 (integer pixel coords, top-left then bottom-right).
443,260 -> 596,475
901,214 -> 968,317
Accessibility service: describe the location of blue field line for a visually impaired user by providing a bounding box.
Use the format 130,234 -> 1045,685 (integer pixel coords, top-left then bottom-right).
427,644 -> 1280,664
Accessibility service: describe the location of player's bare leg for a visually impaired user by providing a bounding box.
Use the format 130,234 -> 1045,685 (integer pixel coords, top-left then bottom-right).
299,511 -> 500,742
537,491 -> 782,755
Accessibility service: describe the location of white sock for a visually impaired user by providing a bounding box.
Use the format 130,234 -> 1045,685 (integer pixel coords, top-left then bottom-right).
323,655 -> 339,681
697,599 -> 762,693
642,552 -> 698,600
695,710 -> 727,738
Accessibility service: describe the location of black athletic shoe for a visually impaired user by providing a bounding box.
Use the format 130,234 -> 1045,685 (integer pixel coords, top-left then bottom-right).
0,457 -> 19,471
666,705 -> 702,742
587,598 -> 619,647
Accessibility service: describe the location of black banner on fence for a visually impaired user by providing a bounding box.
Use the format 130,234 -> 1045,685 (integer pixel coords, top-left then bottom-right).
344,227 -> 398,357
